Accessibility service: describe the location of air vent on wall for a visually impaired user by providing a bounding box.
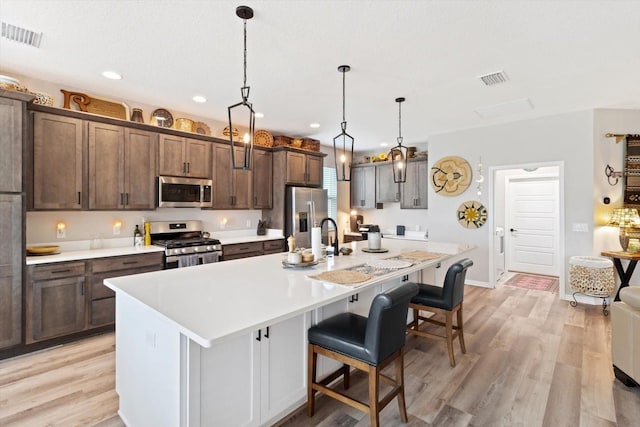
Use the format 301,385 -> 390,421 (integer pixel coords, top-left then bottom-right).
478,70 -> 508,86
1,22 -> 42,47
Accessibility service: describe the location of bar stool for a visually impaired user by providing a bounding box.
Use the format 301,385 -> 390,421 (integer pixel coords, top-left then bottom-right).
307,283 -> 418,426
406,258 -> 473,367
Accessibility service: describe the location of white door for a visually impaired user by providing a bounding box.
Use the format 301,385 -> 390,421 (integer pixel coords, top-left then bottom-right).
506,177 -> 560,276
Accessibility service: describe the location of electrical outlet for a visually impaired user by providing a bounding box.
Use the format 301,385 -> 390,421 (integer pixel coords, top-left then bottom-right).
56,227 -> 66,238
572,223 -> 589,232
246,219 -> 251,228
113,223 -> 122,235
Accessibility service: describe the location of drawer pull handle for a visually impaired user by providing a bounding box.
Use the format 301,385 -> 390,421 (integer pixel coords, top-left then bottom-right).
51,269 -> 71,274
123,261 -> 138,265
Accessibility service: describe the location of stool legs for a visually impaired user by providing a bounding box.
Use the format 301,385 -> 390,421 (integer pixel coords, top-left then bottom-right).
396,348 -> 408,423
408,304 -> 465,367
457,303 -> 466,354
368,365 -> 380,426
307,343 -> 317,416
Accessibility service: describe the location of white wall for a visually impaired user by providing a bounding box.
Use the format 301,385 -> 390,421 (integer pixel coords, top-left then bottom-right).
428,110 -> 594,288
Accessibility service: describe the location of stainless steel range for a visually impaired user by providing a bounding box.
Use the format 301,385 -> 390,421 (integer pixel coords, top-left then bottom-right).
150,220 -> 222,269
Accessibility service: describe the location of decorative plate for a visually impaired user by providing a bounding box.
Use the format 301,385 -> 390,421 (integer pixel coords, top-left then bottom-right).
254,129 -> 274,147
456,200 -> 488,229
193,121 -> 211,136
151,108 -> 173,128
361,248 -> 389,253
27,245 -> 60,255
430,156 -> 472,196
282,259 -> 319,269
366,259 -> 412,269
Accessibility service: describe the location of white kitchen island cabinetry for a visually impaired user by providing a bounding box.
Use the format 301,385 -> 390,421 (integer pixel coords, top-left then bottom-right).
106,239 -> 474,426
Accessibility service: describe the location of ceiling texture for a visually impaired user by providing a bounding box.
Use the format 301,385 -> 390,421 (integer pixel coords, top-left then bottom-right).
2,0 -> 640,152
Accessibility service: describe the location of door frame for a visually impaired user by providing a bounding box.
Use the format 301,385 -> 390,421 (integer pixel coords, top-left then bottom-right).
487,161 -> 566,299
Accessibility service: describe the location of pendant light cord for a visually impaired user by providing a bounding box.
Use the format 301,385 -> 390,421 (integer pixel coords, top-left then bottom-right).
397,100 -> 402,145
342,69 -> 346,124
243,19 -> 248,90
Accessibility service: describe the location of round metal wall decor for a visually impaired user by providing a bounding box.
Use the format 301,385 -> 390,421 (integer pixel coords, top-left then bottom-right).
457,200 -> 487,229
430,156 -> 472,196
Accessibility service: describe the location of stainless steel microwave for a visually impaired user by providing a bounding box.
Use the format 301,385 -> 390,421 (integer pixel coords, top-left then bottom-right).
157,176 -> 213,208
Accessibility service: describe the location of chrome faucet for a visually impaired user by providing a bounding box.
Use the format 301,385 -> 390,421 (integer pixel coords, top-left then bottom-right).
319,217 -> 340,256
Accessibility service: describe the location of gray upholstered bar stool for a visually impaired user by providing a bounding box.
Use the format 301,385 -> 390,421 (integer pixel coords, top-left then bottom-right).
307,283 -> 418,427
406,258 -> 473,367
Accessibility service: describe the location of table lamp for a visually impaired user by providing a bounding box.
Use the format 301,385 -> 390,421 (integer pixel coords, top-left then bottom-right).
609,208 -> 640,251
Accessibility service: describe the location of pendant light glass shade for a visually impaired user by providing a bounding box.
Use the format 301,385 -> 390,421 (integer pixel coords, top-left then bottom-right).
333,65 -> 354,181
228,5 -> 255,170
390,97 -> 407,183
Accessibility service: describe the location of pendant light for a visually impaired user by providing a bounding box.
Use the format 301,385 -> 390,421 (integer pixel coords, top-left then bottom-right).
390,97 -> 407,183
228,5 -> 255,170
333,65 -> 354,181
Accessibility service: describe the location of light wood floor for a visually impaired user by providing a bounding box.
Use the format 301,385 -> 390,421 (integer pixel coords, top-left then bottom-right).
1,284 -> 639,426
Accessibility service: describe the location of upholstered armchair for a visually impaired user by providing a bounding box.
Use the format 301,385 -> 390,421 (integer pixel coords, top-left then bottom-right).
611,286 -> 640,387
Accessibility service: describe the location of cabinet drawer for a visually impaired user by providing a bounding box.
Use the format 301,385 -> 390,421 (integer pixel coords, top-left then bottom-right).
92,264 -> 163,300
263,239 -> 284,253
90,297 -> 115,327
32,262 -> 86,281
223,242 -> 263,256
92,252 -> 163,273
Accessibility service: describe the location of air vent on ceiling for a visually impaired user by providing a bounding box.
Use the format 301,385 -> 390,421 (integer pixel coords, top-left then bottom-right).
1,22 -> 42,47
478,70 -> 508,86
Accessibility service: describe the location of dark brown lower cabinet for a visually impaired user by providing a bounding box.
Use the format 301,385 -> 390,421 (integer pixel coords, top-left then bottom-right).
27,262 -> 87,344
222,239 -> 285,261
26,252 -> 163,344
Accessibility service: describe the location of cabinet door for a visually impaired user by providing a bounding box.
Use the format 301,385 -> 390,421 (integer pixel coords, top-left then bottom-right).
199,331 -> 261,427
376,163 -> 401,202
185,138 -> 211,178
286,151 -> 307,185
260,312 -> 311,423
33,113 -> 84,209
89,122 -> 124,209
347,286 -> 380,317
29,276 -> 86,343
125,128 -> 158,209
0,97 -> 22,192
350,166 -> 375,209
212,143 -> 234,209
0,194 -> 22,349
401,160 -> 428,209
233,147 -> 252,209
253,150 -> 273,208
159,134 -> 186,176
306,155 -> 323,187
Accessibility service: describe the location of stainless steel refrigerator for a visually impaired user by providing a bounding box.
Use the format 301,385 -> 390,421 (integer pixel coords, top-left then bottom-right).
285,187 -> 328,249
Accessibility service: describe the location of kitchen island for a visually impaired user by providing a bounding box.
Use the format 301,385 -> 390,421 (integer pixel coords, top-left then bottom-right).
105,239 -> 475,427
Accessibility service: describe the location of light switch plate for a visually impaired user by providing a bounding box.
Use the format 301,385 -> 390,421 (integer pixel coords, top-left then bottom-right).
572,223 -> 589,232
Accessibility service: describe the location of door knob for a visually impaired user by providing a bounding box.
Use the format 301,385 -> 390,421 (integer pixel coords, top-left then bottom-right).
510,228 -> 517,232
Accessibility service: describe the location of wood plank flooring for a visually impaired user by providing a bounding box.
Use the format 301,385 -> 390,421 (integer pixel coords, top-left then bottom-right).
1,284 -> 638,426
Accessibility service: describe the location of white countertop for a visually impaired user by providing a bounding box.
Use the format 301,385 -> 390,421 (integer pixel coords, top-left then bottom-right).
213,228 -> 284,245
26,245 -> 165,265
105,239 -> 475,348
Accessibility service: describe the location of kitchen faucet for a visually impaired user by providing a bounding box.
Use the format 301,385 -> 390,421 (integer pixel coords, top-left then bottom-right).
319,217 -> 340,256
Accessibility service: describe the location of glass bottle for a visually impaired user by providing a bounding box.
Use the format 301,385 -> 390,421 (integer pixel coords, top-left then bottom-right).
134,225 -> 143,248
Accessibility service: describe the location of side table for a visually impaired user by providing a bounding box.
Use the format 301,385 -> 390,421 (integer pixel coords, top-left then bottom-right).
600,251 -> 640,301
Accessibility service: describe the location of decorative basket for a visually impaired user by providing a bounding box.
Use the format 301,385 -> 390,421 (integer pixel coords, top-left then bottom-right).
301,138 -> 320,152
254,129 -> 274,147
569,256 -> 615,297
273,135 -> 293,147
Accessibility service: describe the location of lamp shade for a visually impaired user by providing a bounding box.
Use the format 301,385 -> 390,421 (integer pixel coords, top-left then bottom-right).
609,208 -> 640,227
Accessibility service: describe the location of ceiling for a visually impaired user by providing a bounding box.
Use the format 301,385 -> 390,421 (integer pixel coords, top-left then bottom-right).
2,0 -> 640,152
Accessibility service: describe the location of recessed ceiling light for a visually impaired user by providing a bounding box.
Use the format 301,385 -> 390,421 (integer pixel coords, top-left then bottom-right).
255,112 -> 264,118
310,123 -> 320,128
380,142 -> 388,147
101,71 -> 122,80
192,95 -> 207,103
